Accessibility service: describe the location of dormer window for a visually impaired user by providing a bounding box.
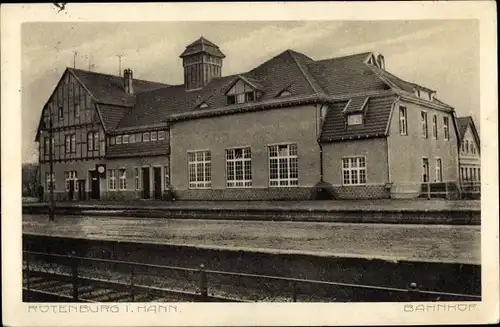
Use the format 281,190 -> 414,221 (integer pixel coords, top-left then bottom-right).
199,102 -> 209,108
225,78 -> 259,105
227,91 -> 255,105
415,89 -> 436,101
277,90 -> 292,97
347,114 -> 363,126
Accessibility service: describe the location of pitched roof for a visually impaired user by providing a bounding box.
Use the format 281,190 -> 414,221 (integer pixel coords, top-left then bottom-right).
179,36 -> 225,58
97,104 -> 131,131
70,68 -> 168,107
306,53 -> 390,96
50,43 -> 452,137
116,49 -> 321,129
320,95 -> 397,142
457,116 -> 480,149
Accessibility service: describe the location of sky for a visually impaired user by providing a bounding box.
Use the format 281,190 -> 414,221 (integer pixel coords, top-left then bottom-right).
21,20 -> 479,163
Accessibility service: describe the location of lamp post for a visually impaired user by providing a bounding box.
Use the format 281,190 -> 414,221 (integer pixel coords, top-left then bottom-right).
48,105 -> 55,221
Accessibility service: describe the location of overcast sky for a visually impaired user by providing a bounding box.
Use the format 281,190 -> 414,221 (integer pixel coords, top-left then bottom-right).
22,20 -> 479,163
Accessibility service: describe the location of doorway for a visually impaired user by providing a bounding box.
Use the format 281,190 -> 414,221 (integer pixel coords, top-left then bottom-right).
153,167 -> 162,199
89,170 -> 100,199
77,179 -> 86,200
142,167 -> 150,199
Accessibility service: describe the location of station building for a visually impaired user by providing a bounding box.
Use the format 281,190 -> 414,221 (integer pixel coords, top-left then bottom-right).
36,37 -> 463,201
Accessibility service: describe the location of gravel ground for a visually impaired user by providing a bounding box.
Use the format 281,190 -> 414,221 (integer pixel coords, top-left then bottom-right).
23,214 -> 480,265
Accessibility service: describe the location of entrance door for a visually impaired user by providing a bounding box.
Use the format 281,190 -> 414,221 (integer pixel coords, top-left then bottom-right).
89,170 -> 100,199
422,158 -> 429,183
153,167 -> 162,199
142,167 -> 150,199
78,180 -> 86,200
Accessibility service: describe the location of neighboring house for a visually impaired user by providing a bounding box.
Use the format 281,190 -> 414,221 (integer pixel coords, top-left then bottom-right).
457,116 -> 481,184
35,37 -> 461,201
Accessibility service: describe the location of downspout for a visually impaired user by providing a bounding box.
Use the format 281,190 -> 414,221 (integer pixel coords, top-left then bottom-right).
316,103 -> 327,182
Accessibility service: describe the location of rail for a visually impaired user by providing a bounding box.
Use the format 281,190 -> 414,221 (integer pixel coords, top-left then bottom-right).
23,251 -> 481,302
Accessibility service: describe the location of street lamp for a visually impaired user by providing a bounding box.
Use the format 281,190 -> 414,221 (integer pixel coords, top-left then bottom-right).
41,105 -> 55,221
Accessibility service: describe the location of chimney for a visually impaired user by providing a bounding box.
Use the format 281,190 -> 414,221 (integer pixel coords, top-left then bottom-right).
123,68 -> 133,94
376,54 -> 385,70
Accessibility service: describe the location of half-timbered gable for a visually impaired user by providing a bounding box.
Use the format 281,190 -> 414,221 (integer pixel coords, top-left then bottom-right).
37,70 -> 105,163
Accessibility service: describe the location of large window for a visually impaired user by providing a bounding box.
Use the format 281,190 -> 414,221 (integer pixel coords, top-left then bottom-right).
119,169 -> 127,190
435,159 -> 442,182
188,150 -> 211,189
143,132 -> 150,142
158,131 -> 165,140
65,134 -> 76,153
399,106 -> 407,135
432,115 -> 438,139
64,171 -> 78,191
268,144 -> 298,187
420,111 -> 428,138
226,148 -> 252,188
443,117 -> 450,140
108,169 -> 116,190
45,172 -> 55,190
134,168 -> 140,190
88,132 -> 99,151
342,157 -> 366,185
123,135 -> 129,144
44,137 -> 54,156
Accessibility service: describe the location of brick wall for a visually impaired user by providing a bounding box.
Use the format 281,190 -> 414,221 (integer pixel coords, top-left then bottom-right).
331,184 -> 390,199
175,187 -> 314,201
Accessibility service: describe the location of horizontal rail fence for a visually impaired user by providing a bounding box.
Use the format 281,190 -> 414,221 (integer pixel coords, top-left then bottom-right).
23,251 -> 481,302
460,181 -> 481,199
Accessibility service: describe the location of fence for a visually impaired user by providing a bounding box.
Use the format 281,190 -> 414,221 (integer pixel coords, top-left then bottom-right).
418,182 -> 461,199
23,250 -> 481,302
461,181 -> 481,199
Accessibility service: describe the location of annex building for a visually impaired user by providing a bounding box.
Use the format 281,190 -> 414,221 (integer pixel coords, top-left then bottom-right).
36,37 -> 464,201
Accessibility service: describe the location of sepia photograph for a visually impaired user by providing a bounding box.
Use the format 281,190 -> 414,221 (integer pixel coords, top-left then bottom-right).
2,2 -> 498,326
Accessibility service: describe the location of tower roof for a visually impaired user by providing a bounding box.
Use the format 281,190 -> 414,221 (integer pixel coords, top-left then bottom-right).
180,36 -> 226,58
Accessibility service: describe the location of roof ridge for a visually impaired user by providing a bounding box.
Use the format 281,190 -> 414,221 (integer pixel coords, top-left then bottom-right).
313,52 -> 372,64
70,67 -> 168,85
288,50 -> 323,95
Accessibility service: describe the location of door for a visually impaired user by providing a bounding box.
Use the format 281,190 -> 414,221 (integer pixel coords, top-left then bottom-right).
78,180 -> 86,200
142,167 -> 150,199
422,158 -> 429,183
153,167 -> 162,199
90,170 -> 100,199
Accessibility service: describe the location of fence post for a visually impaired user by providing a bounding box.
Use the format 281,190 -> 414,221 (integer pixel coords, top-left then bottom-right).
199,264 -> 208,301
407,282 -> 419,301
291,281 -> 297,302
427,182 -> 431,200
26,254 -> 31,295
71,255 -> 79,301
130,266 -> 135,302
